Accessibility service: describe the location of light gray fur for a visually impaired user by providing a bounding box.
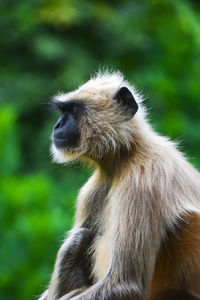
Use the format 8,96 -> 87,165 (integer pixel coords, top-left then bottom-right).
38,71 -> 200,300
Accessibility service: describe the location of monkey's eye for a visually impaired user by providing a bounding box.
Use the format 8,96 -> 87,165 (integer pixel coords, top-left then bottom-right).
71,106 -> 78,115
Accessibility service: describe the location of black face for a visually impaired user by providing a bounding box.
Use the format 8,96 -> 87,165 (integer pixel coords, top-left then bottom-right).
53,100 -> 84,150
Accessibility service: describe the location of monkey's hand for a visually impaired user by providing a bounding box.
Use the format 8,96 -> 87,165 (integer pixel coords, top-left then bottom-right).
45,228 -> 93,300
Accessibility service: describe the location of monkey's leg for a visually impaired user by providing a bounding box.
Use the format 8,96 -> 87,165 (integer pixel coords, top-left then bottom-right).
38,228 -> 93,300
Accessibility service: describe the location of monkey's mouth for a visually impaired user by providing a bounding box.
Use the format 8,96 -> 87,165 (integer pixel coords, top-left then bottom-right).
53,137 -> 69,149
53,132 -> 80,150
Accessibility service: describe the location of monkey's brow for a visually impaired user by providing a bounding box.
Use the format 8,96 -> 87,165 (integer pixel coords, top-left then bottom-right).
50,99 -> 84,112
51,100 -> 67,112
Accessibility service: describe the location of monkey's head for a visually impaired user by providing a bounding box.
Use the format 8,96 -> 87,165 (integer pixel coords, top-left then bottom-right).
51,71 -> 141,165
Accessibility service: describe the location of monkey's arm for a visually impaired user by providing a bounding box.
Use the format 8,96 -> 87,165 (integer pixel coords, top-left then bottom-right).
38,228 -> 93,300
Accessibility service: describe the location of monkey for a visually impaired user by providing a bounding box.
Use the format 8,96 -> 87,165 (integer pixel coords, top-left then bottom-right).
39,71 -> 200,300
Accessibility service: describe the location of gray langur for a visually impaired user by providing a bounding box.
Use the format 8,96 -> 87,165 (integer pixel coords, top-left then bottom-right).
39,71 -> 200,300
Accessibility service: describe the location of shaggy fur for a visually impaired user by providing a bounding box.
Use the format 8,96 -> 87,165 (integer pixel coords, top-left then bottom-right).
40,71 -> 200,300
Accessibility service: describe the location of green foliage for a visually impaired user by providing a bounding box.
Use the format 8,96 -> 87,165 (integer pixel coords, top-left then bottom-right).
0,107 -> 20,174
0,0 -> 200,299
0,107 -> 88,299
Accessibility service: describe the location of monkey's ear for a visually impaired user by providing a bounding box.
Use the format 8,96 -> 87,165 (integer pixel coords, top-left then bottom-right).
114,87 -> 138,121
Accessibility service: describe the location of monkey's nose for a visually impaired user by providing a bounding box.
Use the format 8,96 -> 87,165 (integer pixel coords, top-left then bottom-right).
53,114 -> 72,146
54,122 -> 61,130
54,117 -> 65,130
53,115 -> 68,141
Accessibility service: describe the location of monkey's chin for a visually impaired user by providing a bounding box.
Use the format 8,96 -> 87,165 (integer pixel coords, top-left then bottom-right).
50,143 -> 80,164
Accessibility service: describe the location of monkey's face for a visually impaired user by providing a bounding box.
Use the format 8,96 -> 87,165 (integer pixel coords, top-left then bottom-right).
53,100 -> 84,150
51,73 -> 139,164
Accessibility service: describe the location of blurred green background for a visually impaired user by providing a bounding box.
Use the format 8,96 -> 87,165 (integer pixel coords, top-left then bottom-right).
1,0 -> 200,299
